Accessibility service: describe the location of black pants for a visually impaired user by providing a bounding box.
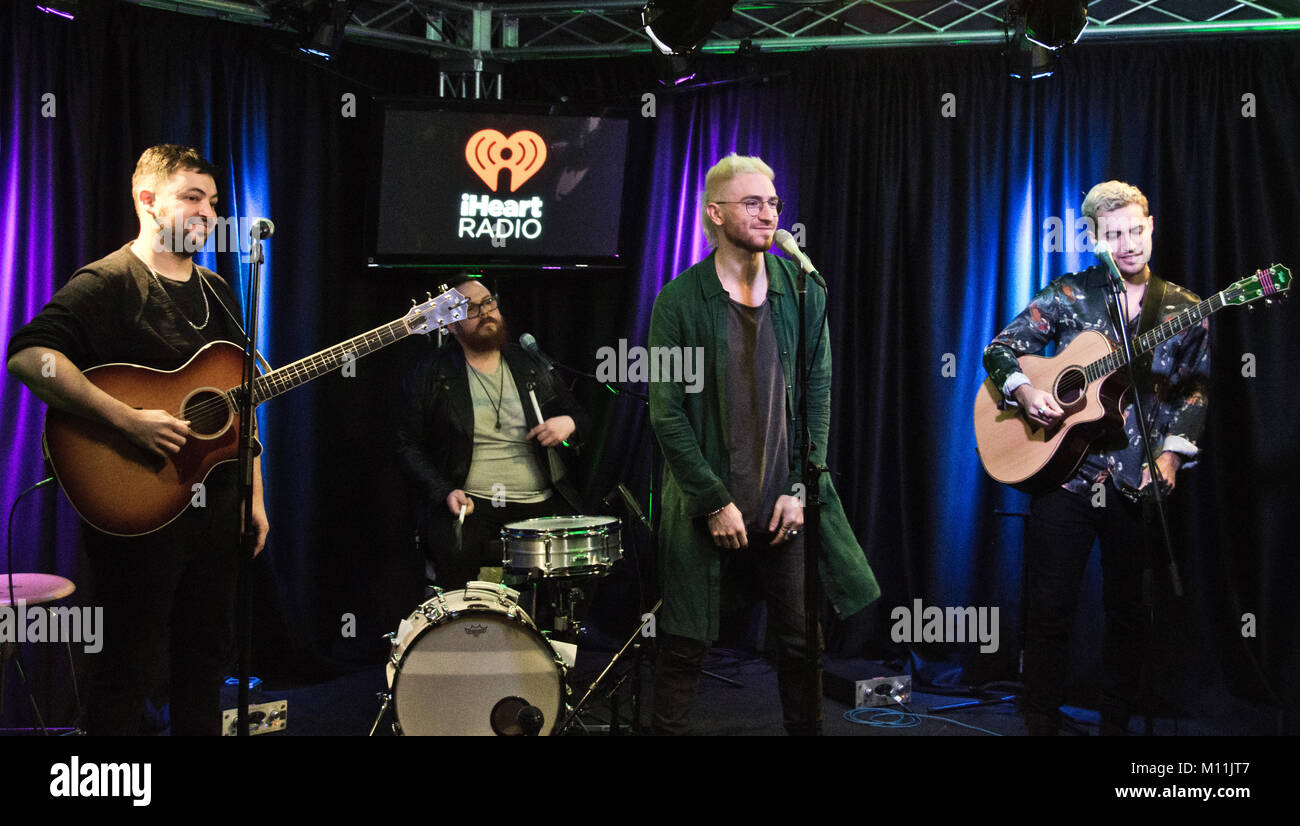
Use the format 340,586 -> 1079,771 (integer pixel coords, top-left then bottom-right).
653,531 -> 823,736
1023,483 -> 1149,735
81,467 -> 241,736
428,494 -> 568,591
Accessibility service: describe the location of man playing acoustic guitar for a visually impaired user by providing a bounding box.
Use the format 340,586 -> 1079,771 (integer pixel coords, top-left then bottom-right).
983,181 -> 1210,735
7,145 -> 268,734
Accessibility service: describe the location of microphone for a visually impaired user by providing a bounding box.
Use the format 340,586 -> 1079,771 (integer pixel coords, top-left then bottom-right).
249,218 -> 275,240
1094,239 -> 1124,287
519,333 -> 555,371
772,229 -> 825,288
603,482 -> 650,530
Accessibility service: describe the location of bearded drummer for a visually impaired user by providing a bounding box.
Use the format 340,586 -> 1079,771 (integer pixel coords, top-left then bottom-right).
396,275 -> 591,591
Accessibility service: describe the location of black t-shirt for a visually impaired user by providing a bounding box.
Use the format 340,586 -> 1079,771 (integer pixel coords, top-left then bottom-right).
725,298 -> 789,534
7,243 -> 247,370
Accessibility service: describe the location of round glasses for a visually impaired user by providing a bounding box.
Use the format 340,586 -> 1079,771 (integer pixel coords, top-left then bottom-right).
711,197 -> 784,216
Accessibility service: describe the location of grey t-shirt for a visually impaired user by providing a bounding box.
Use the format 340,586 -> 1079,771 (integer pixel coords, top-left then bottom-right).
462,358 -> 551,503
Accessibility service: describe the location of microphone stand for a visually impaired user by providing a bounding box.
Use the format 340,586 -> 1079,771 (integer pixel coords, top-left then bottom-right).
1098,255 -> 1182,599
794,262 -> 824,733
235,224 -> 269,736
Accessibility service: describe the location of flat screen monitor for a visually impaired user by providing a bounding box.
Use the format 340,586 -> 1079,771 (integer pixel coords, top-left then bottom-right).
369,105 -> 630,268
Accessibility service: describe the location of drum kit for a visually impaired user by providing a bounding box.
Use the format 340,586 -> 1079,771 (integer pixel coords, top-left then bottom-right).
377,514 -> 639,736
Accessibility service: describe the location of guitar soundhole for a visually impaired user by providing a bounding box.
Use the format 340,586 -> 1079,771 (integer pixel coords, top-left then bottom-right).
1055,367 -> 1086,407
181,389 -> 233,438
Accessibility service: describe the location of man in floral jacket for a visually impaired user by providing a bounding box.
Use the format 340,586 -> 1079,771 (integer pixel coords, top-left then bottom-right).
984,181 -> 1210,735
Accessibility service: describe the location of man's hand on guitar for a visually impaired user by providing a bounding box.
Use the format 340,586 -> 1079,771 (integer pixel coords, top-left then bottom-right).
121,408 -> 191,458
1013,385 -> 1064,428
1140,451 -> 1182,493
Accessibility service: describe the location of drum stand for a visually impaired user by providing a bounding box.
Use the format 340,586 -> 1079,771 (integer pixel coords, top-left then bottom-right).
556,599 -> 659,735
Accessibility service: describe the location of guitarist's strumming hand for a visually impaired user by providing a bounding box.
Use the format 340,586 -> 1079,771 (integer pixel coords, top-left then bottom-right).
120,408 -> 192,458
1013,385 -> 1064,429
1140,451 -> 1182,493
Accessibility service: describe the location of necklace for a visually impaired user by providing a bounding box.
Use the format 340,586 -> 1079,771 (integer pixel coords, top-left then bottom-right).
469,360 -> 505,430
150,267 -> 211,331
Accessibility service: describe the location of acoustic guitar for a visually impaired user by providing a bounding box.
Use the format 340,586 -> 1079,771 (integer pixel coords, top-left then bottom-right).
973,265 -> 1290,492
43,289 -> 467,536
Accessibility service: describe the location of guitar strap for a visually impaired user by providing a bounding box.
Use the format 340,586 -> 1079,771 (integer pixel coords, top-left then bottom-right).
1135,275 -> 1167,339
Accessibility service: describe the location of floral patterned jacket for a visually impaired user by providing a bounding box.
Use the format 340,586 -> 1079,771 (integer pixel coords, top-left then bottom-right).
983,265 -> 1210,495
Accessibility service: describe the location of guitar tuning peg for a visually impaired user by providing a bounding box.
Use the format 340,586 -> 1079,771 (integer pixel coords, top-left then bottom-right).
410,298 -> 417,307
427,291 -> 433,300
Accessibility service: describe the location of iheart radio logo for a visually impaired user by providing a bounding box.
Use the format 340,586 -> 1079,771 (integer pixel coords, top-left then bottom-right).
465,129 -> 548,192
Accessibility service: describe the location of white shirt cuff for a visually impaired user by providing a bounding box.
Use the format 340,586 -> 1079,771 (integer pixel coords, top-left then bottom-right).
1000,372 -> 1031,405
1161,434 -> 1200,464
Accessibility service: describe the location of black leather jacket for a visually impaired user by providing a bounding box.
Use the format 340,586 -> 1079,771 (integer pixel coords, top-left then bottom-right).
396,341 -> 590,528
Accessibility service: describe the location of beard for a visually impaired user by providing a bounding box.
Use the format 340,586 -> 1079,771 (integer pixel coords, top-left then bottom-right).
459,315 -> 509,352
153,216 -> 208,259
719,222 -> 775,254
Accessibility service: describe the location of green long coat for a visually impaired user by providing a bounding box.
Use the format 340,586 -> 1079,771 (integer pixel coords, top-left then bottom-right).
648,251 -> 880,641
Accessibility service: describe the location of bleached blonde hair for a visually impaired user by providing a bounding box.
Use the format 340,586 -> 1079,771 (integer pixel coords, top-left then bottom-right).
1082,180 -> 1149,224
700,153 -> 775,247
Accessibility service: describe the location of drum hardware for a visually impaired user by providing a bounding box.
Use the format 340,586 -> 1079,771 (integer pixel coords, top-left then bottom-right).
555,598 -> 660,736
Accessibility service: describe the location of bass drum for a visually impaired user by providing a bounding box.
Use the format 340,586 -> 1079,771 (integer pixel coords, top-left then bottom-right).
386,582 -> 566,736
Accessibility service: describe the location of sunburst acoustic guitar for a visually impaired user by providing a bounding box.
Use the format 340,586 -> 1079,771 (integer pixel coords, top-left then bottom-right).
43,289 -> 467,536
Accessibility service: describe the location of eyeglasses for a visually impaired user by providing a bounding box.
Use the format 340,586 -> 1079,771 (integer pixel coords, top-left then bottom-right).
464,295 -> 500,319
711,197 -> 784,216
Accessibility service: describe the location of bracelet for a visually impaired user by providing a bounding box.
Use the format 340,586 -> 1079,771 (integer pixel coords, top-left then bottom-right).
704,505 -> 726,519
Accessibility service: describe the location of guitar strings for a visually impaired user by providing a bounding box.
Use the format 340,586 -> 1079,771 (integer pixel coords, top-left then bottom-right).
166,320 -> 417,426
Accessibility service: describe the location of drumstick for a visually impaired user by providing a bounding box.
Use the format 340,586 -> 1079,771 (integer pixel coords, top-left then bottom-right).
454,502 -> 467,552
527,389 -> 545,427
528,388 -> 570,447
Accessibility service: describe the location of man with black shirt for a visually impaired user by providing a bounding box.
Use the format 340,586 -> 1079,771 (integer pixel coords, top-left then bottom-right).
7,145 -> 268,735
396,276 -> 590,591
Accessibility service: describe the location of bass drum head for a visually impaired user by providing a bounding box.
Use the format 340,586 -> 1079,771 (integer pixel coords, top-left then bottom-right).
392,611 -> 563,736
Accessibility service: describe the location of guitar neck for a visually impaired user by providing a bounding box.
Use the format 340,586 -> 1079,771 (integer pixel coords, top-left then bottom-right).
1086,290 -> 1224,382
247,318 -> 414,404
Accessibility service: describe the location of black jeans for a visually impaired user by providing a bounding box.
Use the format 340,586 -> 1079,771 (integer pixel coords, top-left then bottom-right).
1023,483 -> 1149,735
81,467 -> 241,736
653,531 -> 823,735
428,494 -> 566,591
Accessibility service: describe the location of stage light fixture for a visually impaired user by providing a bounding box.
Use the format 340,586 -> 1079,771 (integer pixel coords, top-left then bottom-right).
1005,0 -> 1088,79
642,0 -> 737,56
265,0 -> 357,60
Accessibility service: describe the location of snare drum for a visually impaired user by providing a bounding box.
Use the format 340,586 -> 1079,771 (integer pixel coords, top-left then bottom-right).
502,515 -> 622,577
386,582 -> 565,736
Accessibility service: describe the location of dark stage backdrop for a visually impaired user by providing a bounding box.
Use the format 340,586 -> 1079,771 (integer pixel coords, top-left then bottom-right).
2,3 -> 1296,733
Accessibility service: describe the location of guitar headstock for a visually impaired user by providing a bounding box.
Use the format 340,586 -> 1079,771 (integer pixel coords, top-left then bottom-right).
403,287 -> 470,335
1222,264 -> 1291,306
